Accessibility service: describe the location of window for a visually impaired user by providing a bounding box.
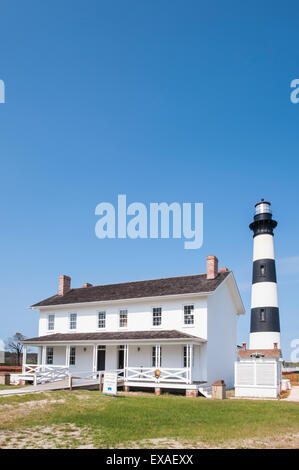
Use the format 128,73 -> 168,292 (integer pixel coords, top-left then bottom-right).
98,311 -> 106,329
152,347 -> 162,367
69,313 -> 77,330
70,347 -> 76,365
183,346 -> 190,368
184,305 -> 194,325
153,307 -> 162,326
48,314 -> 55,331
119,310 -> 128,328
46,347 -> 53,365
260,264 -> 265,276
260,309 -> 266,322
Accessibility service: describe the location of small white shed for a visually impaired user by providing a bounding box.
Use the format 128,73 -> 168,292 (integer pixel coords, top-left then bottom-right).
234,348 -> 282,399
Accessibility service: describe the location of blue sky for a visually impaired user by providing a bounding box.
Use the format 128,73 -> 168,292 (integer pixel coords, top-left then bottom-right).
0,1 -> 298,360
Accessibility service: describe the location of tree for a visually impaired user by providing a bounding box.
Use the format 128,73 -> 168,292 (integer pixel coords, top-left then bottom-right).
6,333 -> 26,365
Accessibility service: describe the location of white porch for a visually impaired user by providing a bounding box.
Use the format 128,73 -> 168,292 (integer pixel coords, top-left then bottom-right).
21,336 -> 208,392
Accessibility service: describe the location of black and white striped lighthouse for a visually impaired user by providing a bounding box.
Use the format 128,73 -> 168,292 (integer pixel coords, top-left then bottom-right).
249,199 -> 281,350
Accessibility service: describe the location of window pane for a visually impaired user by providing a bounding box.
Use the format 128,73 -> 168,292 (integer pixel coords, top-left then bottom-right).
153,308 -> 162,326
152,346 -> 162,367
119,310 -> 128,327
70,313 -> 77,329
183,346 -> 190,368
48,314 -> 55,331
184,305 -> 194,325
98,311 -> 106,328
260,309 -> 265,322
46,347 -> 53,365
70,347 -> 76,365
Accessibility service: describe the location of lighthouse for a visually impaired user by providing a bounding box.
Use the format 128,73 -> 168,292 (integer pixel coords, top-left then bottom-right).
249,199 -> 281,350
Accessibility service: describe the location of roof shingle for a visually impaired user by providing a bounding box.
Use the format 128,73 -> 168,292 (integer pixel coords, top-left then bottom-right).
23,330 -> 205,343
31,272 -> 230,307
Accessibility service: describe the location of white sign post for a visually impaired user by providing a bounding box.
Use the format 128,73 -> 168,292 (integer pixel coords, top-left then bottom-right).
103,372 -> 118,396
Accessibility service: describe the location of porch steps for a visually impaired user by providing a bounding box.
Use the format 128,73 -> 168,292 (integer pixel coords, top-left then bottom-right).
198,385 -> 212,398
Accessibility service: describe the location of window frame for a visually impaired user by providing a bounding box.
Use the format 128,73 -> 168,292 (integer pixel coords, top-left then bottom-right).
48,314 -> 55,331
69,313 -> 77,330
119,309 -> 128,328
260,308 -> 266,322
152,307 -> 162,327
98,311 -> 106,329
69,347 -> 76,366
46,347 -> 54,365
183,305 -> 194,326
152,346 -> 162,367
183,346 -> 189,368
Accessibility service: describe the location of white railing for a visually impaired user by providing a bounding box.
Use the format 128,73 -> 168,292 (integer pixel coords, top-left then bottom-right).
125,367 -> 190,384
21,365 -> 191,386
110,369 -> 125,382
22,364 -> 70,385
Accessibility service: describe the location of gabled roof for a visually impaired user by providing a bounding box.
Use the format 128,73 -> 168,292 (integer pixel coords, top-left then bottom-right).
31,271 -> 230,308
238,349 -> 281,359
23,330 -> 206,343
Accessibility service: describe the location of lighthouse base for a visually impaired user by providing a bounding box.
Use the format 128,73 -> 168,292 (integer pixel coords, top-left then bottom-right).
249,332 -> 281,350
235,355 -> 282,399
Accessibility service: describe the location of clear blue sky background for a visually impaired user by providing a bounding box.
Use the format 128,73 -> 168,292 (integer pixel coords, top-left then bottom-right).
0,1 -> 298,360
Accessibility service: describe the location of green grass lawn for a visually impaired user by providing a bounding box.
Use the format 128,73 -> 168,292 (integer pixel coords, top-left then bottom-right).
0,390 -> 298,448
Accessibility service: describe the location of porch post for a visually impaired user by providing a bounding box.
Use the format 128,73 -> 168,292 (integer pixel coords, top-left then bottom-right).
65,345 -> 70,367
124,344 -> 129,379
37,346 -> 42,365
92,344 -> 97,373
186,344 -> 189,383
41,345 -> 46,371
186,343 -> 193,384
189,344 -> 193,384
155,344 -> 161,368
22,344 -> 27,374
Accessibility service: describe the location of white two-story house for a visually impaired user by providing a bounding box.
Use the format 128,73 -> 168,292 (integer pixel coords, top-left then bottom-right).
22,255 -> 244,395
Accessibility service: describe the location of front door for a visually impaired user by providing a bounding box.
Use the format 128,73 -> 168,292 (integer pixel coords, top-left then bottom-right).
118,349 -> 124,370
97,349 -> 106,371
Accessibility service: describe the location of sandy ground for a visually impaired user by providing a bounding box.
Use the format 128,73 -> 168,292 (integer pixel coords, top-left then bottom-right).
1,430 -> 299,449
118,434 -> 299,449
0,424 -> 94,449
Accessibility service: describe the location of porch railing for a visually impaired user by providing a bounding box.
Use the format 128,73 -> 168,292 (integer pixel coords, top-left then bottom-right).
124,367 -> 190,384
69,368 -> 124,383
22,365 -> 70,385
21,365 -> 191,386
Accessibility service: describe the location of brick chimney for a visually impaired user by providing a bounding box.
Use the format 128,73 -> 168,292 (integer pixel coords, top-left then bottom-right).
242,342 -> 246,351
58,275 -> 71,296
220,267 -> 229,272
82,283 -> 93,288
207,255 -> 219,279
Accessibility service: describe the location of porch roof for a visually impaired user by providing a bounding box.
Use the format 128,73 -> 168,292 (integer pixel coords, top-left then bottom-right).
23,329 -> 206,345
